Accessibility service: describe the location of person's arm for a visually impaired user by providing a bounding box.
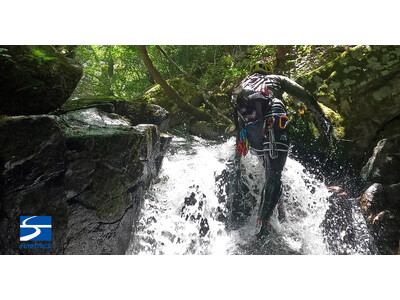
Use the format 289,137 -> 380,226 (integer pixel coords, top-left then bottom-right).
279,75 -> 333,135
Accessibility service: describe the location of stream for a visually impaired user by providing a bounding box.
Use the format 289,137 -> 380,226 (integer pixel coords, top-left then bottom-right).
127,136 -> 377,255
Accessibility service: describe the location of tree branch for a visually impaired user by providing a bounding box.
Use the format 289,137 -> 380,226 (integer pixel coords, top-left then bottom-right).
138,45 -> 212,122
155,46 -> 233,125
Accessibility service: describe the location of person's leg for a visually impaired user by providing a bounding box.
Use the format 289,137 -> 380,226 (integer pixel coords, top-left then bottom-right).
257,119 -> 289,237
257,153 -> 287,236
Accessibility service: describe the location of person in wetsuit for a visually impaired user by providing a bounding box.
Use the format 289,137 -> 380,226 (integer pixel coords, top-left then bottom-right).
232,61 -> 333,238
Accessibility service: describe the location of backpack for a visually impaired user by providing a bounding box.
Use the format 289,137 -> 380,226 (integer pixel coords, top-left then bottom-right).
233,73 -> 272,124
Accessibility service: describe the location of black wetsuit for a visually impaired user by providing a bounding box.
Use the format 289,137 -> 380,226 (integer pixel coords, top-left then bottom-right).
233,72 -> 329,236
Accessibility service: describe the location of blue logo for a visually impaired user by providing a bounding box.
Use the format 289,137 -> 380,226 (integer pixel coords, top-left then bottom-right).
20,216 -> 52,242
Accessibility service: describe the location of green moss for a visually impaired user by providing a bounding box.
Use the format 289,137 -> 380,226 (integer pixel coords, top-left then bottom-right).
329,81 -> 341,90
373,86 -> 393,101
367,57 -> 383,70
143,78 -> 202,110
321,103 -> 345,138
62,96 -> 117,110
343,66 -> 357,74
343,79 -> 356,86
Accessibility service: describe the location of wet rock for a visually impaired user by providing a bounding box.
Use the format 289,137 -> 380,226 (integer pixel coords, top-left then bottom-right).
297,46 -> 400,165
0,46 -> 82,115
142,78 -> 202,127
0,115 -> 67,254
368,209 -> 400,255
62,115 -> 162,254
360,183 -> 385,212
112,99 -> 169,132
360,182 -> 400,254
189,121 -> 229,140
359,134 -> 400,254
385,183 -> 400,208
361,135 -> 400,185
62,98 -> 170,132
0,115 -> 65,193
0,107 -> 170,254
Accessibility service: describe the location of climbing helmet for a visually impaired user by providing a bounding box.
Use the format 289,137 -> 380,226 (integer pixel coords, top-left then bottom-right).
250,61 -> 273,74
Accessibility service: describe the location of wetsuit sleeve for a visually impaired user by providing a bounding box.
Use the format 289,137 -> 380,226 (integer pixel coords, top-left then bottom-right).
279,75 -> 333,135
278,75 -> 325,116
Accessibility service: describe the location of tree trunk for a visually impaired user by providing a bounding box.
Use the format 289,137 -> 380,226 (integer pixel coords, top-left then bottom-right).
137,45 -> 212,121
275,45 -> 288,70
155,45 -> 233,125
224,45 -> 234,56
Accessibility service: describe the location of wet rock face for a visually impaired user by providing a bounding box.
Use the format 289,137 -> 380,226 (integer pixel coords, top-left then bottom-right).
297,46 -> 400,164
189,121 -> 231,141
361,134 -> 400,184
62,98 -> 170,132
112,100 -> 170,132
360,135 -> 400,254
360,184 -> 400,255
0,46 -> 82,115
0,106 -> 171,254
59,108 -> 160,254
0,115 -> 68,254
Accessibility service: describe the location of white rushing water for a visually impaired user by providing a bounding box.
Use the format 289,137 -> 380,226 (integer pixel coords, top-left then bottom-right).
127,136 -> 374,255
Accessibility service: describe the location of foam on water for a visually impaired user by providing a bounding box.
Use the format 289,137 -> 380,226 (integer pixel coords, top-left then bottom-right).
127,136 -> 373,255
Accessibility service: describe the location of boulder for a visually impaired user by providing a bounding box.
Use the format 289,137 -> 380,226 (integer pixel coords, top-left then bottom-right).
297,46 -> 400,165
142,78 -> 202,127
361,134 -> 400,184
62,97 -> 170,132
360,183 -> 385,212
143,78 -> 203,110
189,121 -> 231,140
360,184 -> 400,255
112,99 -> 169,132
58,108 -> 163,254
360,135 -> 400,254
0,107 -> 172,254
0,115 -> 68,254
0,46 -> 82,115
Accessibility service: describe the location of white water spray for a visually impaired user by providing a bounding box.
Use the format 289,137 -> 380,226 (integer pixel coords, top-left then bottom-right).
127,136 -> 374,255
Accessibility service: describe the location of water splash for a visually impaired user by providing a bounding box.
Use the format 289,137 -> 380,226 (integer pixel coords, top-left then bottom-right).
127,136 -> 375,255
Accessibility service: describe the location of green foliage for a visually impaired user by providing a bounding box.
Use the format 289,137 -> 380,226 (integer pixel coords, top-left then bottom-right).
27,48 -> 56,62
0,47 -> 11,58
71,45 -> 279,102
283,45 -> 343,78
70,45 -> 347,128
71,45 -> 150,100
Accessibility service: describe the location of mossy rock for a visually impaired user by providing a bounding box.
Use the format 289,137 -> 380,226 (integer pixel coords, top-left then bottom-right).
0,45 -> 82,115
62,96 -> 117,111
296,45 -> 400,164
143,78 -> 203,110
142,78 -> 203,127
62,97 -> 170,132
58,107 -> 155,222
189,121 -> 231,140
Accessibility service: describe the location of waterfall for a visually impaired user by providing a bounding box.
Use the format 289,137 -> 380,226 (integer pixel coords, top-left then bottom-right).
127,136 -> 376,255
